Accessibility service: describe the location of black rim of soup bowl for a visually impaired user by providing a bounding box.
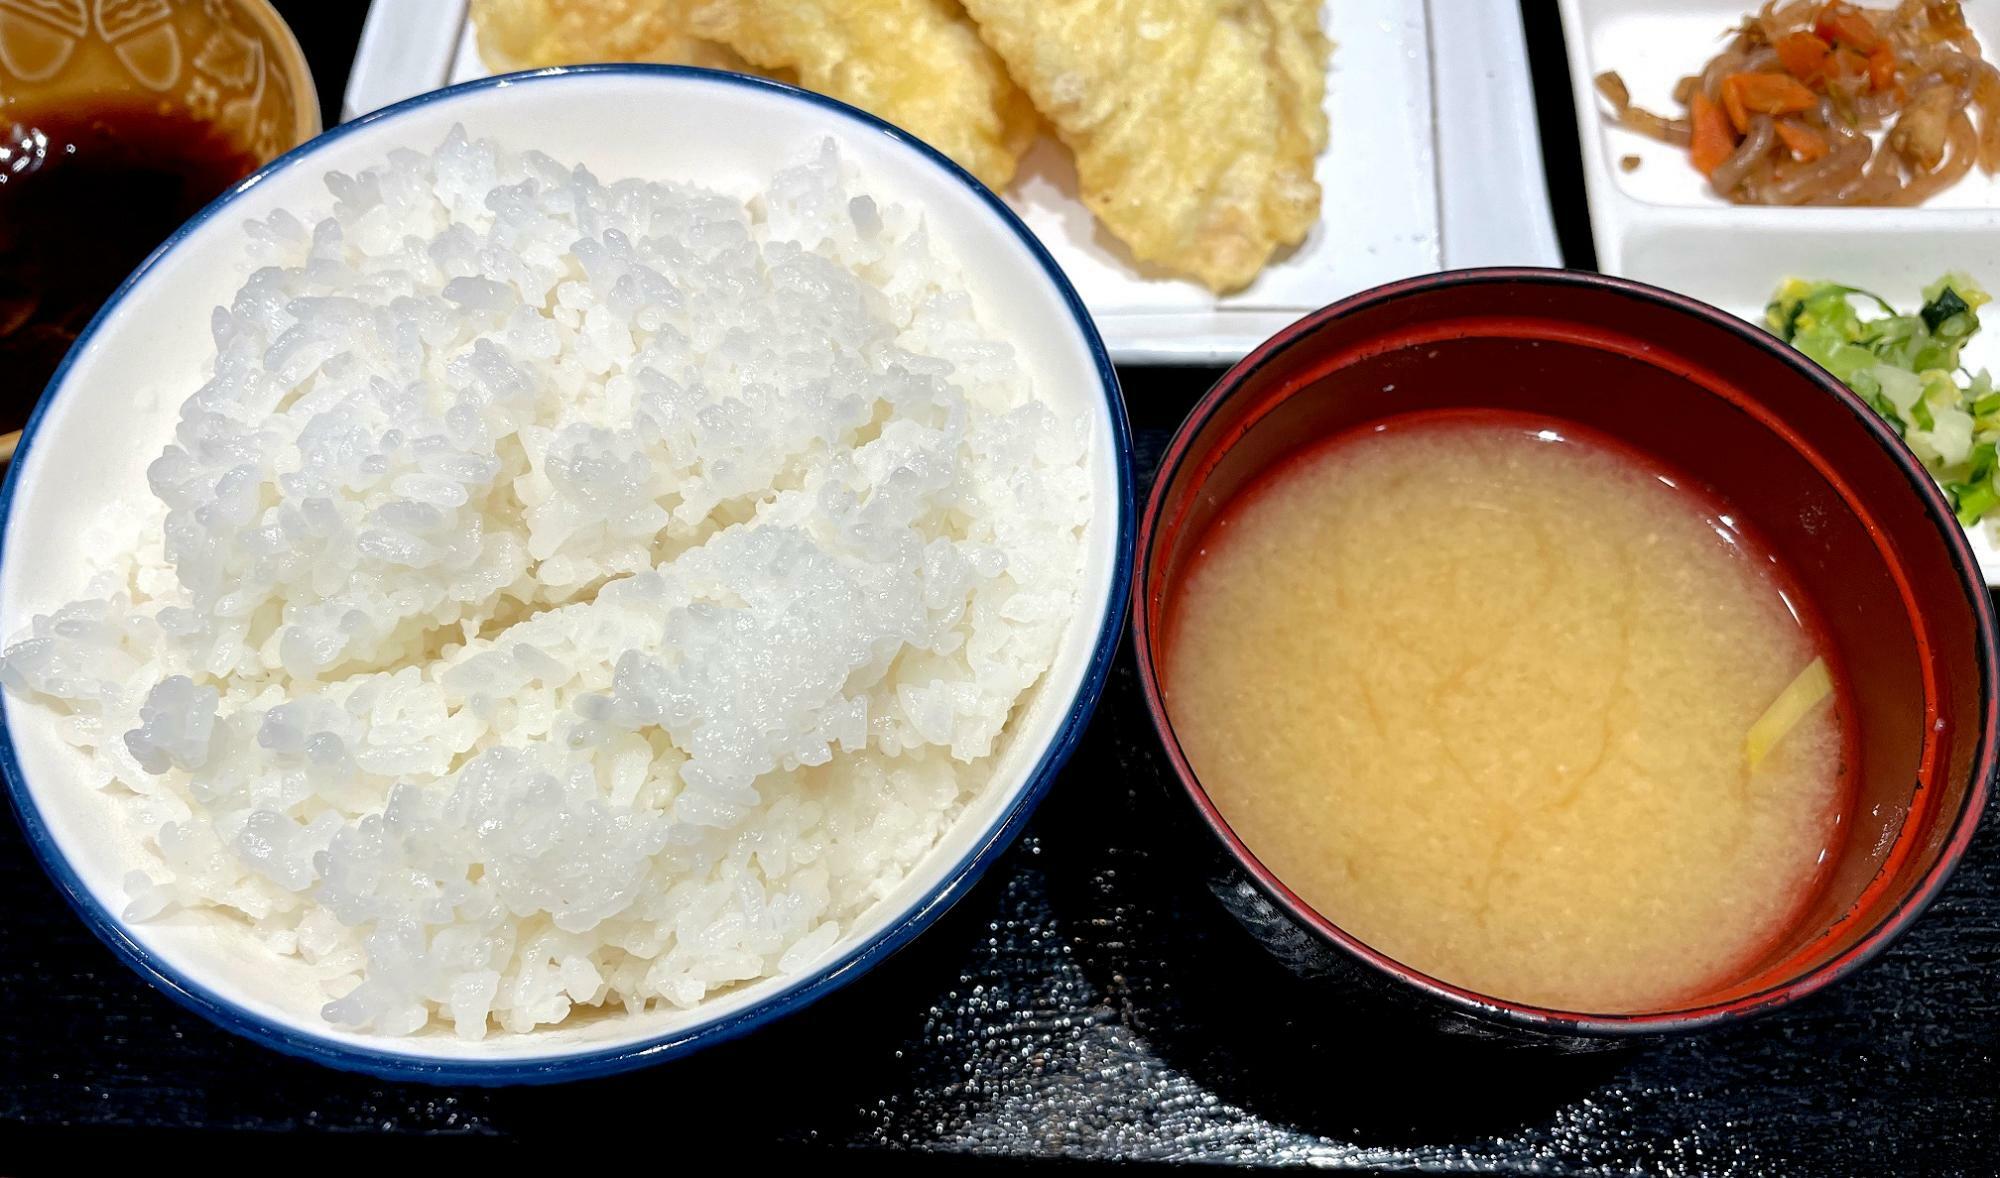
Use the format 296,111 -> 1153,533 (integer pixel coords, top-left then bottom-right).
1132,267 -> 1999,1040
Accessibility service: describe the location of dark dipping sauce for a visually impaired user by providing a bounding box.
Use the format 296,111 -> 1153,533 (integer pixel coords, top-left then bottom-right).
0,102 -> 261,433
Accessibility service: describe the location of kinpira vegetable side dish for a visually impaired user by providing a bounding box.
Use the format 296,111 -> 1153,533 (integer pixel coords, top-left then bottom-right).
1597,1 -> 2000,205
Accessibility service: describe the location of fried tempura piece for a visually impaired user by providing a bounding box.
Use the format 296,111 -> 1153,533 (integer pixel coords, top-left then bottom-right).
675,0 -> 1038,189
469,0 -> 747,72
961,0 -> 1330,291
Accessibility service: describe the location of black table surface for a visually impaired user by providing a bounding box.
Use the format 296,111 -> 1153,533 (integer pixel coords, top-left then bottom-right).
6,3 -> 1997,1170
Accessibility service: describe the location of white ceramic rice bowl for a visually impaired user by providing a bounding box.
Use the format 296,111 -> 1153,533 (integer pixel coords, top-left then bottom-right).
0,66 -> 1131,1084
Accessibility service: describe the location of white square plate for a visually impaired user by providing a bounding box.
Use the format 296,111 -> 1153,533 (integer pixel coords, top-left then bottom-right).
343,0 -> 1562,365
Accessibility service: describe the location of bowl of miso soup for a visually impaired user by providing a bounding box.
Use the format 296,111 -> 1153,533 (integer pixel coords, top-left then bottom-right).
1134,268 -> 1998,1039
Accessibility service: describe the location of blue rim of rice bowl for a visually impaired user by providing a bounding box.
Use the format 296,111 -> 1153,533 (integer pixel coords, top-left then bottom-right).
0,65 -> 1133,1085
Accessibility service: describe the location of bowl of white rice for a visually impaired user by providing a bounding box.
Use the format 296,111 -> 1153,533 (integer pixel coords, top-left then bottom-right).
0,66 -> 1129,1083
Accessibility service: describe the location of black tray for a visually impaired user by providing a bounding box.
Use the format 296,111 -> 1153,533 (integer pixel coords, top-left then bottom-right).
2,4 -> 1996,1170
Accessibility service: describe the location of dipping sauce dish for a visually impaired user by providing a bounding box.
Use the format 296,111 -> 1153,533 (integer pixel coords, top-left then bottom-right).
0,0 -> 318,439
1134,268 -> 1997,1040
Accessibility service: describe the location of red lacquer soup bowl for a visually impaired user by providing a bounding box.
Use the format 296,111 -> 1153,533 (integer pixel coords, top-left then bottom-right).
1134,268 -> 1998,1040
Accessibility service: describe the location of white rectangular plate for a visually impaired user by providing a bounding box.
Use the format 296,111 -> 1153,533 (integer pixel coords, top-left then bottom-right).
1559,0 -> 2000,583
344,0 -> 1561,365
1561,0 -> 2000,311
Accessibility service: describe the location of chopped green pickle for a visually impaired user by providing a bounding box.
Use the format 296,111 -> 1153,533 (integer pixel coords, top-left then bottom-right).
1768,273 -> 1997,526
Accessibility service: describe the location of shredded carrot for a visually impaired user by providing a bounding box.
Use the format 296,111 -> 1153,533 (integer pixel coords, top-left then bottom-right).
1690,91 -> 1738,175
1775,119 -> 1830,161
1775,31 -> 1832,84
1729,72 -> 1819,116
1868,43 -> 1898,91
1815,2 -> 1882,53
1722,75 -> 1752,133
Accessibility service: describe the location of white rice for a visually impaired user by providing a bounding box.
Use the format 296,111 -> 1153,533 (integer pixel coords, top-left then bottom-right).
0,128 -> 1089,1038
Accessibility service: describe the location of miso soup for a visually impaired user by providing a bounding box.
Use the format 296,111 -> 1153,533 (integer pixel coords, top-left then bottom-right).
1163,412 -> 1849,1014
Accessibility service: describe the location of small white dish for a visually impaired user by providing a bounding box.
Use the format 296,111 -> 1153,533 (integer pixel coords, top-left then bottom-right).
1561,0 -> 2000,311
1558,0 -> 2000,583
342,0 -> 1564,364
0,66 -> 1133,1084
